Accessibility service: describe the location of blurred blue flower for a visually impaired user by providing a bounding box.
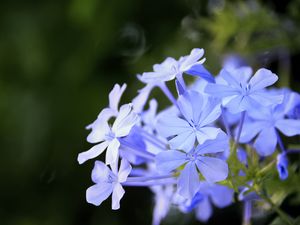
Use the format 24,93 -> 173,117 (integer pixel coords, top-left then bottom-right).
86,159 -> 131,209
240,94 -> 300,156
185,183 -> 234,222
205,67 -> 283,114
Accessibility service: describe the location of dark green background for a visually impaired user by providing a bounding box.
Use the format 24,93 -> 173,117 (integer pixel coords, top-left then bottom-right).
0,0 -> 299,225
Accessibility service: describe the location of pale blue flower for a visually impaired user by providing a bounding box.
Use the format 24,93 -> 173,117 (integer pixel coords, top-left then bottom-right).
205,67 -> 283,114
156,133 -> 229,199
157,90 -> 222,151
240,96 -> 300,156
86,159 -> 131,209
78,104 -> 140,165
140,48 -> 214,84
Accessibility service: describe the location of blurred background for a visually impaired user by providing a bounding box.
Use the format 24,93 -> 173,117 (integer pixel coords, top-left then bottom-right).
0,0 -> 300,225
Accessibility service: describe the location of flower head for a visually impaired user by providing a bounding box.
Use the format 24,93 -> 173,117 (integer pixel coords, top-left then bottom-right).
78,104 -> 140,165
156,133 -> 229,199
205,67 -> 283,114
157,90 -> 222,151
86,159 -> 131,210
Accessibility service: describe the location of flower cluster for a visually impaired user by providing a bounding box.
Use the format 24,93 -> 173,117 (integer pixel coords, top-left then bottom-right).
78,49 -> 300,224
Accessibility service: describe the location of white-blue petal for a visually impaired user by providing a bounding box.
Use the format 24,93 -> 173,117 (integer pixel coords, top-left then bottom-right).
109,83 -> 127,112
86,183 -> 113,206
77,141 -> 109,164
105,138 -> 120,165
249,68 -> 278,91
112,183 -> 125,210
118,159 -> 132,183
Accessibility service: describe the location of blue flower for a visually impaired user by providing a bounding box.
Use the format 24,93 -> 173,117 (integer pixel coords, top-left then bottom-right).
240,94 -> 300,156
205,67 -> 283,114
86,159 -> 131,210
78,104 -> 140,165
140,48 -> 214,84
156,133 -> 229,199
276,153 -> 289,180
157,90 -> 223,151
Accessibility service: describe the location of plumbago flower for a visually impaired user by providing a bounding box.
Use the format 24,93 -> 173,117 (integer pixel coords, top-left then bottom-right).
239,91 -> 300,156
205,67 -> 283,114
87,159 -> 131,209
141,48 -> 214,84
157,90 -> 224,151
78,103 -> 140,165
79,49 -> 300,225
156,133 -> 229,199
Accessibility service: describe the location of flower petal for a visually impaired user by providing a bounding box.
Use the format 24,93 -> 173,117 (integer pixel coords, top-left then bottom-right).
105,138 -> 120,165
113,104 -> 139,137
169,130 -> 196,152
178,162 -> 200,199
180,48 -> 204,71
198,97 -> 221,126
156,116 -> 190,138
240,121 -> 265,143
132,84 -> 155,113
118,159 -> 132,183
87,120 -> 110,143
195,132 -> 229,154
196,157 -> 228,182
185,64 -> 215,83
205,84 -> 239,98
249,68 -> 278,91
254,127 -> 277,156
195,197 -> 212,222
86,183 -> 113,206
196,127 -> 221,145
249,91 -> 283,107
109,83 -> 127,112
275,119 -> 300,136
156,150 -> 187,172
209,185 -> 233,208
78,141 -> 109,164
91,160 -> 114,183
112,183 -> 125,210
